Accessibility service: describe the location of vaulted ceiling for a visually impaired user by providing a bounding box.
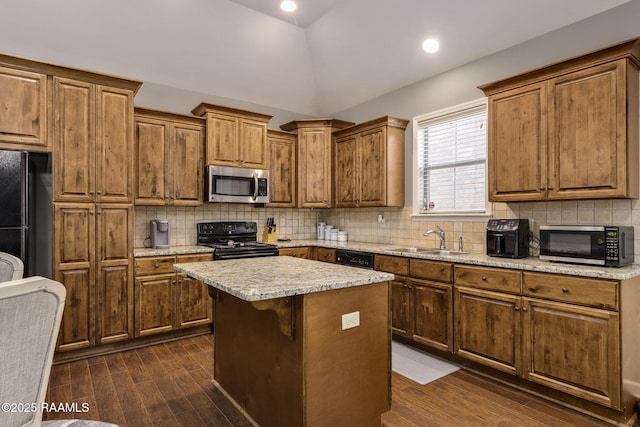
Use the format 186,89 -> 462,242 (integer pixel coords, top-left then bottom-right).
0,0 -> 631,116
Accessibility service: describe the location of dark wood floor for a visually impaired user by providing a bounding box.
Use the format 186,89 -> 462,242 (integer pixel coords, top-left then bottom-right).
45,335 -> 627,426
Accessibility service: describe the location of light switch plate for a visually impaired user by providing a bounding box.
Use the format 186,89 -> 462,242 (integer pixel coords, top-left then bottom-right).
342,311 -> 360,330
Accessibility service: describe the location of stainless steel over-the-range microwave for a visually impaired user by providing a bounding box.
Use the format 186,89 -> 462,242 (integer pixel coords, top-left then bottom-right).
206,165 -> 269,204
539,225 -> 634,267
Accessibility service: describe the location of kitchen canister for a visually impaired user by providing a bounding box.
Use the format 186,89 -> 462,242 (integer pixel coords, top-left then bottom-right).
330,229 -> 339,241
324,225 -> 334,240
317,222 -> 325,240
338,231 -> 348,242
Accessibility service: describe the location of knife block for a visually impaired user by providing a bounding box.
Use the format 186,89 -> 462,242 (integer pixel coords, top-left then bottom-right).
263,226 -> 278,243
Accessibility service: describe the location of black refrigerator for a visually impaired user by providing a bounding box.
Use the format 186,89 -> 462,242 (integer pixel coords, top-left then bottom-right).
0,150 -> 52,278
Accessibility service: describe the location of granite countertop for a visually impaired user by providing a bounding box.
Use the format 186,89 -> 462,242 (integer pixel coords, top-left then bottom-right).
173,256 -> 394,301
135,240 -> 640,281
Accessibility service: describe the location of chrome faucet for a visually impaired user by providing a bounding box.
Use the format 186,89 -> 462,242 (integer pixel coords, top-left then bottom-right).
424,225 -> 446,249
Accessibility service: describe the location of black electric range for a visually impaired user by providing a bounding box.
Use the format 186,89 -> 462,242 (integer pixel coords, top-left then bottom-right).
197,221 -> 279,260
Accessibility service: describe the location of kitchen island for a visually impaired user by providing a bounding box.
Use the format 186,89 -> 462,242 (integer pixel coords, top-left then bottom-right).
174,256 -> 394,427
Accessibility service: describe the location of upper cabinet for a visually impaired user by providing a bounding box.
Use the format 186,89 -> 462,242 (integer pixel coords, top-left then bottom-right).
134,108 -> 205,206
267,129 -> 297,208
280,118 -> 354,208
480,38 -> 640,202
0,66 -> 48,151
333,116 -> 408,208
53,79 -> 136,203
192,103 -> 272,169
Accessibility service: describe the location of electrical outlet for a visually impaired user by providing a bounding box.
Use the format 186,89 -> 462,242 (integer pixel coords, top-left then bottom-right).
341,311 -> 360,330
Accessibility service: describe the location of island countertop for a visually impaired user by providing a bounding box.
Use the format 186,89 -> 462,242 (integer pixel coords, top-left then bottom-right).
173,256 -> 394,301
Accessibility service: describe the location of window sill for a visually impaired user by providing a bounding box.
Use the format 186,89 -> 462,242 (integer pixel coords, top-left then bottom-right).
411,213 -> 493,222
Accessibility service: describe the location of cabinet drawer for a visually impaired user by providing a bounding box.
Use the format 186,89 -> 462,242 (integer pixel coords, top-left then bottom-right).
523,272 -> 618,310
177,254 -> 212,264
279,247 -> 311,259
410,259 -> 452,283
454,265 -> 521,294
314,248 -> 335,263
375,255 -> 409,276
135,256 -> 176,276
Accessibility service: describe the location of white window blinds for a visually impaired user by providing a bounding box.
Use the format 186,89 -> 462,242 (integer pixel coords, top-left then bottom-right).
415,100 -> 487,214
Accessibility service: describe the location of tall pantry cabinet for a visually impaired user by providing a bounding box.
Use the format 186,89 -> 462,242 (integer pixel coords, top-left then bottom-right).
50,69 -> 141,351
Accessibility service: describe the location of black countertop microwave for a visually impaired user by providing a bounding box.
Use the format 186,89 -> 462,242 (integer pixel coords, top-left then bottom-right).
539,225 -> 634,267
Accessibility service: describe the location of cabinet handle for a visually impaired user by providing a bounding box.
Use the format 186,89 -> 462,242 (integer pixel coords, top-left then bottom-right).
97,190 -> 102,195
178,279 -> 183,284
172,280 -> 177,285
89,210 -> 94,215
539,187 -> 545,191
154,263 -> 159,268
562,287 -> 569,293
481,276 -> 487,281
522,307 -> 528,312
514,306 -> 520,311
528,287 -> 536,292
547,186 -> 554,190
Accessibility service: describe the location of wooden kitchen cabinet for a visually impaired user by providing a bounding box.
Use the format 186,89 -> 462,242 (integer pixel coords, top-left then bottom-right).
0,66 -> 48,151
280,118 -> 354,208
134,254 -> 213,337
454,285 -> 521,375
134,108 -> 205,206
480,38 -> 640,201
333,116 -> 408,207
53,203 -> 134,350
53,77 -> 136,203
376,255 -> 453,352
279,247 -> 311,259
313,247 -> 336,263
522,297 -> 620,409
413,279 -> 453,352
95,204 -> 134,345
267,129 -> 297,207
191,103 -> 272,169
53,203 -> 95,351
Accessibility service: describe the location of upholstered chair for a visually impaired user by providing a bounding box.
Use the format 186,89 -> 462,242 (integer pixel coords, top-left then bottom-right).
0,251 -> 24,282
0,276 -> 119,427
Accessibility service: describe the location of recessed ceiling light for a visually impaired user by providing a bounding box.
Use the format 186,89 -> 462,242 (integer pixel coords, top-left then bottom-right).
280,1 -> 297,12
422,38 -> 440,54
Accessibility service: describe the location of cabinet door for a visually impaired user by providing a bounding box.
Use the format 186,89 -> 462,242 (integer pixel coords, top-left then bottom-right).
413,279 -> 453,352
268,132 -> 296,207
0,66 -> 48,150
522,298 -> 620,409
177,273 -> 212,328
135,274 -> 176,337
548,60 -> 629,199
96,204 -> 133,344
298,127 -> 331,207
488,82 -> 547,201
279,247 -> 310,259
53,203 -> 95,351
53,77 -> 95,202
239,119 -> 268,169
454,286 -> 521,375
96,85 -> 134,203
171,122 -> 204,206
359,127 -> 386,206
314,247 -> 336,263
206,112 -> 238,166
134,117 -> 168,205
334,134 -> 358,207
391,277 -> 412,338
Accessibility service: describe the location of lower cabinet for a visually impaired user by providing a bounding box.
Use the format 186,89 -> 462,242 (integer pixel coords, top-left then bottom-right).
453,264 -> 624,411
279,247 -> 311,259
134,254 -> 213,337
454,286 -> 521,375
278,247 -> 336,263
377,255 -> 453,353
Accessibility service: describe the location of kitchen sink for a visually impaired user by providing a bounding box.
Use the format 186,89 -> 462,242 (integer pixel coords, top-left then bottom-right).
388,247 -> 468,255
389,247 -> 431,253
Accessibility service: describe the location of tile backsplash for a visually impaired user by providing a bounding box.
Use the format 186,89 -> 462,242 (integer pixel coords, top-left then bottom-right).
135,199 -> 640,263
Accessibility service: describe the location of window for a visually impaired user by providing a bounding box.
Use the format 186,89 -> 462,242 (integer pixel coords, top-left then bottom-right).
413,98 -> 488,217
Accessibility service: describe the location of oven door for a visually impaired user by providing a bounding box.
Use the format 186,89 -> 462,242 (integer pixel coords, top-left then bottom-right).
539,226 -> 606,265
207,165 -> 269,203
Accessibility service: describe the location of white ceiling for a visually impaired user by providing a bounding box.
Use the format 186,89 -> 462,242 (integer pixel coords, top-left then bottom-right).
0,0 -> 631,116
